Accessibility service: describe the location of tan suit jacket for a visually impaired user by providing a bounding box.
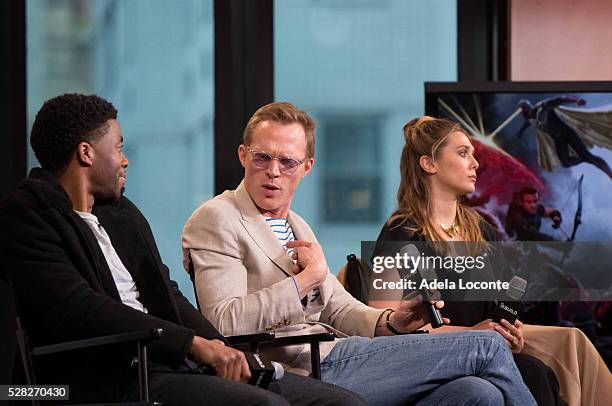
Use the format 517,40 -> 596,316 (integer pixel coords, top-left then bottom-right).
182,181 -> 385,373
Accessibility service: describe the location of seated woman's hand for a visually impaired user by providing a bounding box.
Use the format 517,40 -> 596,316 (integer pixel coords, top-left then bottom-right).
494,319 -> 524,353
469,319 -> 499,331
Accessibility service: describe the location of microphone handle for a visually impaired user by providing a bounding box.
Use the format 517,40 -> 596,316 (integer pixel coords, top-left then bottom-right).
420,287 -> 444,328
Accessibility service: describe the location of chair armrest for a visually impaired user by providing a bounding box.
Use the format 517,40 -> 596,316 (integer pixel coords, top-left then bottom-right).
229,332 -> 335,381
31,328 -> 164,356
226,332 -> 275,346
269,332 -> 336,347
226,332 -> 336,351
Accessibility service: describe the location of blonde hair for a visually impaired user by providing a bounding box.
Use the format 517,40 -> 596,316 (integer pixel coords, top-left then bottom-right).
389,116 -> 487,250
243,102 -> 316,158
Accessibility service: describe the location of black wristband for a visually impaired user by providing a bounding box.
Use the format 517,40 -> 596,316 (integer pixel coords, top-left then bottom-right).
385,310 -> 407,335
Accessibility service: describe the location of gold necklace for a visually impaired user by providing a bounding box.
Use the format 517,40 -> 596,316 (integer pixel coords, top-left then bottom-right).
439,223 -> 460,238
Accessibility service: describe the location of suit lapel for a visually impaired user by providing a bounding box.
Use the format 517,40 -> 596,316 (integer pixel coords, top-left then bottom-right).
234,182 -> 334,308
235,182 -> 295,277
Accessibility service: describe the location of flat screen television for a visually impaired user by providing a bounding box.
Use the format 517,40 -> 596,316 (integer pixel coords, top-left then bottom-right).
425,82 -> 612,361
425,81 -> 612,242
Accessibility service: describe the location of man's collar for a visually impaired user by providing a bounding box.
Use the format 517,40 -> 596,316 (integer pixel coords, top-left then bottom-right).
22,167 -> 122,213
234,180 -> 299,277
235,181 -> 261,223
22,167 -> 74,212
235,180 -> 298,224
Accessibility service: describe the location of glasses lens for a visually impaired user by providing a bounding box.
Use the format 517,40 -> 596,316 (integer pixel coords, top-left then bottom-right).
251,152 -> 271,168
279,158 -> 299,173
249,149 -> 302,173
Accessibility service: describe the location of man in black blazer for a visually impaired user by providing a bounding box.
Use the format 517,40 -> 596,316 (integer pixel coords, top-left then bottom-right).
0,93 -> 363,405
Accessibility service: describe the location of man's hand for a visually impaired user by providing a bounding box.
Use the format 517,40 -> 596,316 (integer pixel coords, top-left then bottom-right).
386,296 -> 449,334
189,336 -> 251,382
494,319 -> 524,353
286,240 -> 328,296
549,209 -> 562,229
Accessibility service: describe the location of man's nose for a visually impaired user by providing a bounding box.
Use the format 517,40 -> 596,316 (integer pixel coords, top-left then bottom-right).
266,159 -> 281,177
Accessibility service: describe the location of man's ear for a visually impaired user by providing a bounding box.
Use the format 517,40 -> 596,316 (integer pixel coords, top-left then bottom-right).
76,141 -> 94,167
419,155 -> 437,175
237,144 -> 247,168
302,157 -> 314,177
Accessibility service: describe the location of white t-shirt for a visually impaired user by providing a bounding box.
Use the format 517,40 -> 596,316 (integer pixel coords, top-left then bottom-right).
76,211 -> 148,313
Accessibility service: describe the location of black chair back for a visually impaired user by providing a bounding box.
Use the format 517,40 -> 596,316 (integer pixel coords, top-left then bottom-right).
345,254 -> 366,304
0,269 -> 18,385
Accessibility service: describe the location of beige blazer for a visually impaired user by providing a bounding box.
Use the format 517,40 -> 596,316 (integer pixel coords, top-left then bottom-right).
182,181 -> 385,373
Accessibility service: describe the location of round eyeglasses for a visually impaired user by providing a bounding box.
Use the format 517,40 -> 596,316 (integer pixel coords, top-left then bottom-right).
246,147 -> 305,174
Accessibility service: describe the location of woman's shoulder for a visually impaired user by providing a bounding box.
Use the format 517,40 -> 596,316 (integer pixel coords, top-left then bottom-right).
378,215 -> 424,242
478,218 -> 503,242
372,215 -> 424,260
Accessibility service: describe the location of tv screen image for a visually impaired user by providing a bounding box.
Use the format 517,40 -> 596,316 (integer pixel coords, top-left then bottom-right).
425,82 -> 612,241
425,82 -> 612,366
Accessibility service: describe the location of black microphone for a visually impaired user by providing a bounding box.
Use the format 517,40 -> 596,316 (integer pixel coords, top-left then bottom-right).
196,351 -> 284,388
492,276 -> 527,324
400,245 -> 444,329
244,351 -> 284,388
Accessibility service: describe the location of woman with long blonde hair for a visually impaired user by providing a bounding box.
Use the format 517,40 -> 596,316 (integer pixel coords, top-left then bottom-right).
373,116 -> 611,406
376,116 -> 526,346
390,116 -> 485,244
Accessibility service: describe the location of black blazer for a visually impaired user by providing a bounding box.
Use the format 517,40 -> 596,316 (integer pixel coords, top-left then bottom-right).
0,168 -> 225,389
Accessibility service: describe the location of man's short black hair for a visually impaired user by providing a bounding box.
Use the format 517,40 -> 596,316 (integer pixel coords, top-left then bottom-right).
30,93 -> 118,173
519,186 -> 539,200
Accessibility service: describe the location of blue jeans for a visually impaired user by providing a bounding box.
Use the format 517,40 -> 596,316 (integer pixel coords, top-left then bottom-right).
320,330 -> 536,406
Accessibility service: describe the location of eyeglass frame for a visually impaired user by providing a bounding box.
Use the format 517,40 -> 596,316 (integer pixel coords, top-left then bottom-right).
245,146 -> 306,174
